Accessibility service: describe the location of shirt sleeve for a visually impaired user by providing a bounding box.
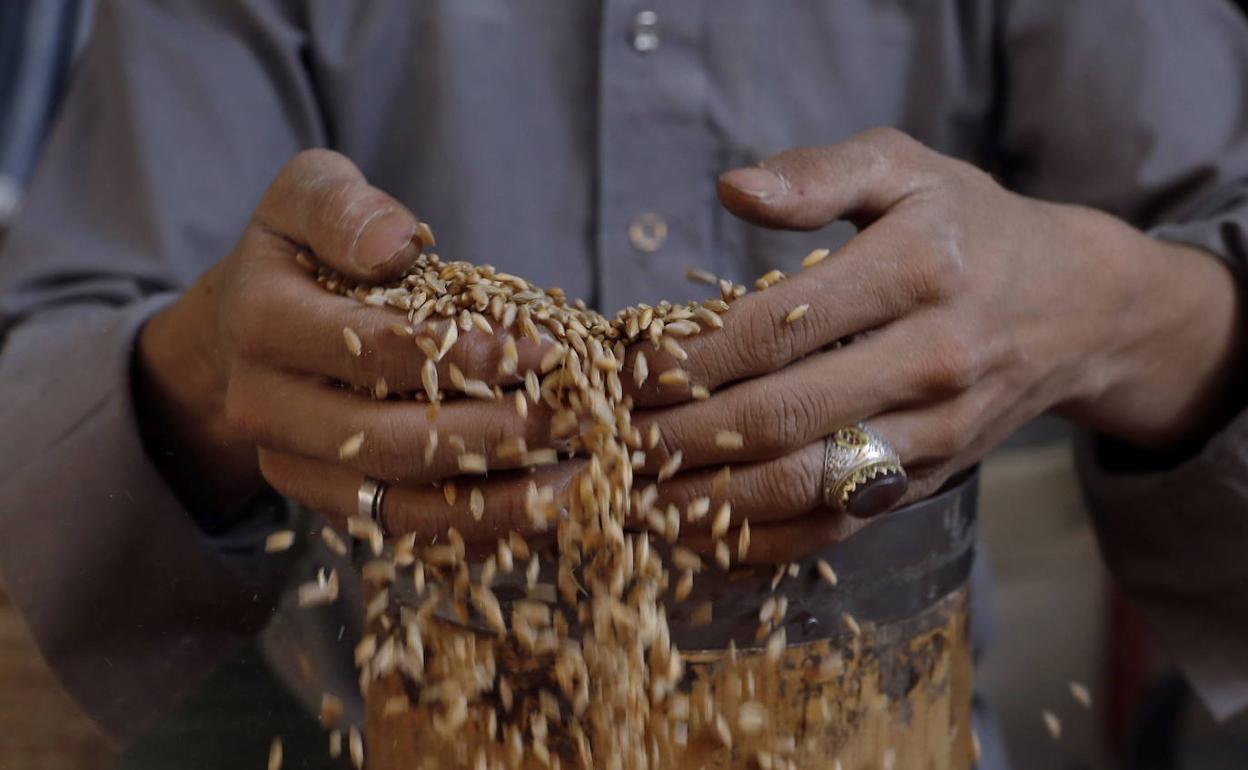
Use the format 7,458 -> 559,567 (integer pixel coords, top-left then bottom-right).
998,0 -> 1248,719
0,0 -> 324,741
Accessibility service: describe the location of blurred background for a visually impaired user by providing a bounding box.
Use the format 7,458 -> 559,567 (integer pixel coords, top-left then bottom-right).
2,3 -> 1247,769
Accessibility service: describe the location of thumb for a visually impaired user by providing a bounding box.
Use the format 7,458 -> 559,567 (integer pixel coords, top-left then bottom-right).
254,149 -> 428,283
716,127 -> 926,231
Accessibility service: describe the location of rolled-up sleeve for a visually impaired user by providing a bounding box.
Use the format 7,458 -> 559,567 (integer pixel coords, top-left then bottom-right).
0,0 -> 322,741
1000,0 -> 1248,718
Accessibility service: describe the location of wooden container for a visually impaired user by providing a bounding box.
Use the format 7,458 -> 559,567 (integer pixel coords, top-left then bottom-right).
366,472 -> 978,770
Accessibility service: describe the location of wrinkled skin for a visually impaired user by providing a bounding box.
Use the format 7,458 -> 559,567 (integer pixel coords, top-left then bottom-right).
140,131 -> 1246,562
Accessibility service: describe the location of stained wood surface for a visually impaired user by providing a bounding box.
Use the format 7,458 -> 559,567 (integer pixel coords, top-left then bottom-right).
0,576 -> 115,769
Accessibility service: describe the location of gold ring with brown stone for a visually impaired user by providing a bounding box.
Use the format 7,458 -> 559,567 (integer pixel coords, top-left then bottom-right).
821,424 -> 908,517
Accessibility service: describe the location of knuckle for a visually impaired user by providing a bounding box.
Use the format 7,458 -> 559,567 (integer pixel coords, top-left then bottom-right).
926,410 -> 966,459
760,452 -> 821,513
283,148 -> 351,187
739,385 -> 819,454
921,321 -> 983,395
737,307 -> 797,377
907,232 -> 968,304
860,126 -> 922,164
256,450 -> 294,494
365,415 -> 420,480
223,378 -> 264,442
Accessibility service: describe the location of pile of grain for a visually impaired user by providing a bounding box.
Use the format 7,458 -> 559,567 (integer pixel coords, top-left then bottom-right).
286,239 -> 821,770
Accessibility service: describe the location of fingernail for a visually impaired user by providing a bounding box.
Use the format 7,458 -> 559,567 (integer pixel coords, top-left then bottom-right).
354,212 -> 419,273
719,167 -> 790,200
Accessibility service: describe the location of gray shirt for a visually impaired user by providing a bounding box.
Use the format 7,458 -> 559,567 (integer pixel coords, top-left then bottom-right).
1,0 -> 1247,752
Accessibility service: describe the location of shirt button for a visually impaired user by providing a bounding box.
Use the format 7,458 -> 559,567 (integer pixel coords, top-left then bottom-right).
628,213 -> 668,253
630,11 -> 660,53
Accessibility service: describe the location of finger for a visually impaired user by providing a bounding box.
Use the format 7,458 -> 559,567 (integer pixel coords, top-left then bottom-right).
716,127 -> 934,231
239,266 -> 552,391
228,367 -> 557,484
679,511 -> 868,566
635,441 -> 826,532
251,149 -> 428,282
625,218 -> 929,407
635,315 -> 958,472
257,449 -> 581,545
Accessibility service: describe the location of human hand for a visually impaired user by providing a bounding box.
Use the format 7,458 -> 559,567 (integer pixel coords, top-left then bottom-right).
137,150 -> 561,542
629,127 -> 1245,563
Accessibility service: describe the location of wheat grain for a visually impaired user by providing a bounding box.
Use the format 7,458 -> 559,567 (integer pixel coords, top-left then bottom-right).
711,501 -> 732,539
349,725 -> 364,768
342,327 -> 362,357
268,736 -> 283,770
338,431 -> 365,460
1069,681 -> 1092,709
320,527 -> 348,557
633,351 -> 649,387
784,304 -> 810,324
816,558 -> 839,587
264,530 -> 295,553
415,220 -> 436,247
1042,710 -> 1061,740
657,450 -> 683,482
657,368 -> 688,387
801,248 -> 830,269
685,267 -> 717,285
714,430 -> 744,450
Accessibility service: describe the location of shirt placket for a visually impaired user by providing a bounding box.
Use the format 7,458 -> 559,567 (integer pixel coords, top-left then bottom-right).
595,0 -> 717,313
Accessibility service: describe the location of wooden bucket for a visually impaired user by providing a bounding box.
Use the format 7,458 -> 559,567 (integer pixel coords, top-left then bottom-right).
366,472 -> 978,770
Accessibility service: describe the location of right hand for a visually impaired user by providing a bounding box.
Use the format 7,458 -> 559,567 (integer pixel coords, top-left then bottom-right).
137,150 -> 563,543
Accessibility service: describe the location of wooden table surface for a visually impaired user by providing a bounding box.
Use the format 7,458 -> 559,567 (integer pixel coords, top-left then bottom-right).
0,576 -> 116,769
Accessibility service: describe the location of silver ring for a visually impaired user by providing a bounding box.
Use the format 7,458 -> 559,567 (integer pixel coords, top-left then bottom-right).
821,423 -> 907,516
357,476 -> 389,535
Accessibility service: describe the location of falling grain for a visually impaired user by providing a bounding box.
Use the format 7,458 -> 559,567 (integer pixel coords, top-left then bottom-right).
1069,681 -> 1092,709
714,430 -> 744,450
738,520 -> 751,561
320,527 -> 348,557
738,702 -> 767,735
264,530 -> 295,554
338,431 -> 366,460
267,736 -> 282,770
470,487 -> 485,520
685,267 -> 717,285
1041,710 -> 1061,740
711,501 -> 732,540
842,611 -> 861,637
458,452 -> 488,474
320,693 -> 344,727
816,558 -> 839,587
349,725 -> 364,768
712,465 -> 731,497
673,570 -> 694,602
657,450 -> 683,482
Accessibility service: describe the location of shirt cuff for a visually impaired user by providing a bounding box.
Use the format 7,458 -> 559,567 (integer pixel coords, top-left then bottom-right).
1076,405 -> 1248,721
0,296 -> 283,742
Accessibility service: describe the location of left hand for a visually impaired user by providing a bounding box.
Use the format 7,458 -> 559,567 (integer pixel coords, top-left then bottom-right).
629,127 -> 1245,563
